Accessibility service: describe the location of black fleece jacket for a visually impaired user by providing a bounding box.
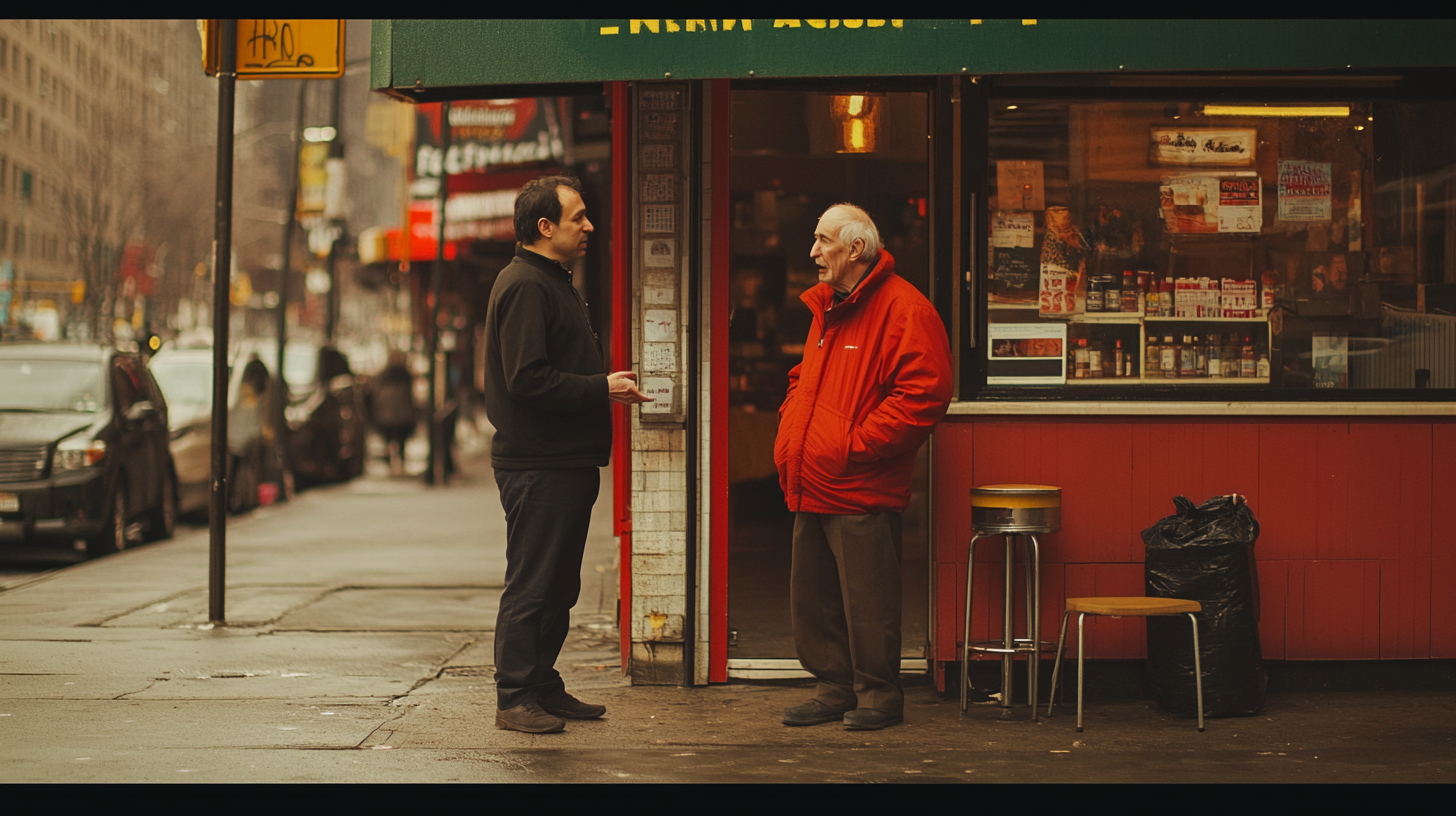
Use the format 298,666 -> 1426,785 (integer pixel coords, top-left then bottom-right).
482,247 -> 610,470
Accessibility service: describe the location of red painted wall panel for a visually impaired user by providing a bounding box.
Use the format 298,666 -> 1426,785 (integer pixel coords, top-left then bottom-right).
930,416 -> 1455,676
1256,424 -> 1320,561
1434,425 -> 1456,657
1286,560 -> 1381,659
1256,560 -> 1288,660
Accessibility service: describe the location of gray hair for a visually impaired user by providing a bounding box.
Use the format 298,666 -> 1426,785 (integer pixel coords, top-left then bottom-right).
827,203 -> 882,257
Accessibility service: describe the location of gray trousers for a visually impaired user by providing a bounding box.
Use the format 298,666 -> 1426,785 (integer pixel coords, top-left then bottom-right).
791,511 -> 903,715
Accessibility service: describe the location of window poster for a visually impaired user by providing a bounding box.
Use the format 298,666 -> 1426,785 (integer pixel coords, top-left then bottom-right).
1150,128 -> 1256,166
1278,160 -> 1333,222
1160,173 -> 1262,233
996,160 -> 1045,211
989,211 -> 1038,304
987,322 -> 1067,385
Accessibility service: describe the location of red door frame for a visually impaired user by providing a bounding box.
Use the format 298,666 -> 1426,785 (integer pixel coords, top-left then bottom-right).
611,79 -> 732,682
611,80 -> 633,672
708,79 -> 731,683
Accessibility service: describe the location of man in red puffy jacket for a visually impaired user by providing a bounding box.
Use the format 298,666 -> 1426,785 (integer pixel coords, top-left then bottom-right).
774,204 -> 952,731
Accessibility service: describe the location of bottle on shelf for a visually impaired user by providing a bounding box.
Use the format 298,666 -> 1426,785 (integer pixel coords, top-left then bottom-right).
1113,338 -> 1126,378
1075,338 -> 1090,379
1208,335 -> 1223,378
1158,279 -> 1175,317
1222,334 -> 1240,378
1146,336 -> 1162,379
1162,335 -> 1180,379
1145,273 -> 1161,317
1257,353 -> 1271,379
1195,335 -> 1209,377
1179,334 -> 1199,378
1121,271 -> 1139,312
1240,335 -> 1256,378
1089,339 -> 1104,378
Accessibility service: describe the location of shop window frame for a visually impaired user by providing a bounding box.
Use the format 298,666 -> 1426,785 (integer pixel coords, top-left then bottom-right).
958,70 -> 1456,403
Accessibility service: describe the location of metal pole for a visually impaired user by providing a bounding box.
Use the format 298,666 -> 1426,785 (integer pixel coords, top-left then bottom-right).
275,80 -> 306,500
426,101 -> 450,486
208,20 -> 237,625
324,76 -> 342,343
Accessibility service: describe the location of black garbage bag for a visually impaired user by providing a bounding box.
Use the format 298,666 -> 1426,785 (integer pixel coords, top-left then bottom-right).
1143,494 -> 1266,718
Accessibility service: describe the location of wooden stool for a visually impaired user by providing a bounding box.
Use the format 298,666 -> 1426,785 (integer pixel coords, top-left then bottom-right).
1046,597 -> 1205,732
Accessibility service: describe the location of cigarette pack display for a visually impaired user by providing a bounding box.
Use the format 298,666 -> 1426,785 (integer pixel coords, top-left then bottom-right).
1175,277 -> 1221,318
1220,279 -> 1259,318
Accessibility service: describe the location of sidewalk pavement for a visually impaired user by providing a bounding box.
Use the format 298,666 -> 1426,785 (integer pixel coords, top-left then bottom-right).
1,448 -> 1453,783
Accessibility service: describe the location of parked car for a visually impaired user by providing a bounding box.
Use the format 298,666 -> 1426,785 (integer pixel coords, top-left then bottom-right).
148,346 -> 288,517
234,339 -> 367,488
0,343 -> 177,557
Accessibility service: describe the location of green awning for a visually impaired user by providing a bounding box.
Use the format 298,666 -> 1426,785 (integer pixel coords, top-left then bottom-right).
373,19 -> 1456,100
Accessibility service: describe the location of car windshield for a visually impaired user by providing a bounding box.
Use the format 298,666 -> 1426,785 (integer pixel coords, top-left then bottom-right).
149,361 -> 213,413
0,360 -> 106,412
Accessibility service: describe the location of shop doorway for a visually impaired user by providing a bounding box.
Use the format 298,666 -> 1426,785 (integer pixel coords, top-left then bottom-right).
724,87 -> 933,665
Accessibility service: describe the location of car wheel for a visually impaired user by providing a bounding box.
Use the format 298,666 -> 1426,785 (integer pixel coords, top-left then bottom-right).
86,480 -> 127,558
146,469 -> 177,541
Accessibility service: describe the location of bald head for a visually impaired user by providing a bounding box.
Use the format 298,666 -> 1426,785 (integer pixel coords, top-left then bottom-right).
812,203 -> 882,294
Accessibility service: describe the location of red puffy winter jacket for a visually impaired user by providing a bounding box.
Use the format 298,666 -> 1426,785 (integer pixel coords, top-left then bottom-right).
774,250 -> 953,515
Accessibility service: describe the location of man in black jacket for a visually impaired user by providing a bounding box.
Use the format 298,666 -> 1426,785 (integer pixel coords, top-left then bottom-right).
483,175 -> 649,734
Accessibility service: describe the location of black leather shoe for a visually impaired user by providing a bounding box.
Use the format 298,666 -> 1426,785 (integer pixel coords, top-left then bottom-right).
843,709 -> 904,731
782,700 -> 852,726
539,692 -> 606,720
496,702 -> 566,733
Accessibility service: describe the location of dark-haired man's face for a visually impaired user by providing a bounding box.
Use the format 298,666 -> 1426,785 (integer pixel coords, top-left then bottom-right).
538,186 -> 593,263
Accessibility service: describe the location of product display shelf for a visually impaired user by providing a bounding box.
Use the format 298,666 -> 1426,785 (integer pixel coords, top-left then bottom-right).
1063,377 -> 1270,386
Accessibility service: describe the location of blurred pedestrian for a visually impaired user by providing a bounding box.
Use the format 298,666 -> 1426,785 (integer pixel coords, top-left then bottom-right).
228,355 -> 272,513
372,350 -> 418,476
482,175 -> 651,734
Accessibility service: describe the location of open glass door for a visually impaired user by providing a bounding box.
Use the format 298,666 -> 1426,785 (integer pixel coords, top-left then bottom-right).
724,86 -> 933,670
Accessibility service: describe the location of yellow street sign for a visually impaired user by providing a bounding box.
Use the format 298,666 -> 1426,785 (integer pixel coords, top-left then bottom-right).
201,20 -> 344,80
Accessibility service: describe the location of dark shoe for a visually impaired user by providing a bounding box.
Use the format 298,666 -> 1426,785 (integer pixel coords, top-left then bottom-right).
843,709 -> 904,731
782,700 -> 852,727
539,692 -> 606,720
496,702 -> 565,734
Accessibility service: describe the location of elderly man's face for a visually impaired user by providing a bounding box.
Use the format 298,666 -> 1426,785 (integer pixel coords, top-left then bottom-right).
811,208 -> 866,294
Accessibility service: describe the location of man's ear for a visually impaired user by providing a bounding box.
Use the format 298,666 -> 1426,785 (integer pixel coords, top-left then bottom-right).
537,217 -> 554,238
848,238 -> 865,262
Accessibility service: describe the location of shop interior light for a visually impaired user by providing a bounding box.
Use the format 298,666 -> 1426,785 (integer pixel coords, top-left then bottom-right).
1201,104 -> 1350,118
303,126 -> 338,142
830,94 -> 881,153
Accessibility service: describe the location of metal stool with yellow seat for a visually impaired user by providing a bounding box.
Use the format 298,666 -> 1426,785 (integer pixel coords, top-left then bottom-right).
1045,596 -> 1206,732
961,484 -> 1061,717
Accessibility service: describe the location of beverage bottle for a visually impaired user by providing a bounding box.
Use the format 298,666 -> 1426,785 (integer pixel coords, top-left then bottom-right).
1145,337 -> 1162,379
1195,334 -> 1208,376
1162,335 -> 1180,379
1113,339 -> 1126,378
1207,336 -> 1223,378
1240,335 -> 1256,378
1075,338 -> 1090,379
1159,280 -> 1175,317
1223,334 -> 1239,378
1145,275 -> 1161,316
1179,334 -> 1199,378
1257,353 -> 1271,379
1122,271 -> 1138,312
1089,340 -> 1104,378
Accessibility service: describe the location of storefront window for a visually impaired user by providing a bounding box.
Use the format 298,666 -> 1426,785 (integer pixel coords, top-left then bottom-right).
982,94 -> 1456,395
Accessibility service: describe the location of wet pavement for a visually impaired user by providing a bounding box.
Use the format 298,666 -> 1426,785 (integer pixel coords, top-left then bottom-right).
1,438 -> 1452,783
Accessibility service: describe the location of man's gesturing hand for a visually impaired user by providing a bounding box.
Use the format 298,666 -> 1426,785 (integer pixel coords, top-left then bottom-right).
608,371 -> 654,405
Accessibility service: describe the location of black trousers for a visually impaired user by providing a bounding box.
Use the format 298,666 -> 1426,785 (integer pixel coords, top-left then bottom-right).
492,467 -> 599,710
791,511 -> 904,715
